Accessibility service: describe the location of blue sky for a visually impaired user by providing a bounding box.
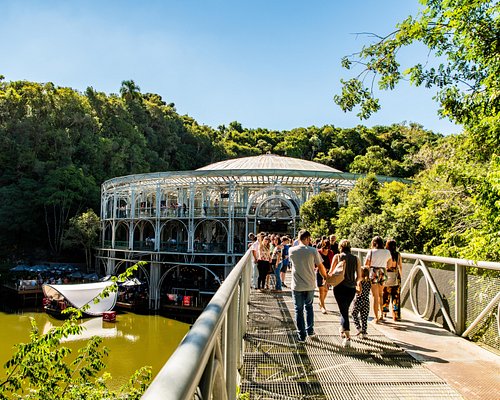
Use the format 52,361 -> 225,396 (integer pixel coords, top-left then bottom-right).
1,0 -> 462,134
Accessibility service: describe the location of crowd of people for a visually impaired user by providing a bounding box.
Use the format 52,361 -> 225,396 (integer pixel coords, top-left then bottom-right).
248,230 -> 403,346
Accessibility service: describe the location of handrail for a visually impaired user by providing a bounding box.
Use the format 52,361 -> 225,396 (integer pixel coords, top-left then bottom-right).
353,248 -> 500,271
142,250 -> 252,400
144,248 -> 498,399
352,248 -> 500,337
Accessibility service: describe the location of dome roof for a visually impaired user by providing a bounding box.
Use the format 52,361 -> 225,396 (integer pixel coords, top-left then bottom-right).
197,153 -> 342,173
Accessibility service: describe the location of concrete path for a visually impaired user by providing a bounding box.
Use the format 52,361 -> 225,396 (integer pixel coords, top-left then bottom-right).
370,306 -> 500,400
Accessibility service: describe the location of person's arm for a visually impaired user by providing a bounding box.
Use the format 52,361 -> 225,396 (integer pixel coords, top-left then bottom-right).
275,246 -> 282,263
316,261 -> 328,279
356,257 -> 362,285
398,253 -> 403,275
252,246 -> 258,262
328,254 -> 339,275
386,254 -> 392,269
364,250 -> 371,267
313,250 -> 327,278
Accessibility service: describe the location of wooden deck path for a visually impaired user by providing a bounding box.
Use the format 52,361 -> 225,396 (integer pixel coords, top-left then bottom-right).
240,287 -> 463,400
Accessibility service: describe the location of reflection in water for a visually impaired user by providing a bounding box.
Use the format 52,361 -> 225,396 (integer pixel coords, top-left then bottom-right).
42,317 -> 139,343
0,310 -> 190,389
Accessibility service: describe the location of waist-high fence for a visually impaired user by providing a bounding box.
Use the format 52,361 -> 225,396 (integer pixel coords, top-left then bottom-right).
142,249 -> 500,399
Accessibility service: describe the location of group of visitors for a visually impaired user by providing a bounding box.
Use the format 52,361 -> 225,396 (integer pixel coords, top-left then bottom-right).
249,230 -> 403,347
248,232 -> 291,292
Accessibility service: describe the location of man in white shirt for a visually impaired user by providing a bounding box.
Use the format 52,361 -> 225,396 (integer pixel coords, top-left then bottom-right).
289,230 -> 328,342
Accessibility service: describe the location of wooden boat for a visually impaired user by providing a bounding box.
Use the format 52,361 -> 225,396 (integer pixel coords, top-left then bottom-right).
42,282 -> 118,318
115,278 -> 148,311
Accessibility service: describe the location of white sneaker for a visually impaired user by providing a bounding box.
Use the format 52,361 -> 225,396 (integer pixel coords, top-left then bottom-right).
342,338 -> 351,347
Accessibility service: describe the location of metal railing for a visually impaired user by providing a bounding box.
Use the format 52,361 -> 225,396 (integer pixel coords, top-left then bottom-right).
142,251 -> 253,400
143,248 -> 499,399
353,248 -> 500,337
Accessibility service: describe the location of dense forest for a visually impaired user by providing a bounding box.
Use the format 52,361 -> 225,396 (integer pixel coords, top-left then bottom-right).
0,75 -> 442,264
1,0 -> 498,265
330,0 -> 499,262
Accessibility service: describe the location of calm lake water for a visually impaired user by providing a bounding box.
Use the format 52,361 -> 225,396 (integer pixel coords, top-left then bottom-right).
0,309 -> 190,389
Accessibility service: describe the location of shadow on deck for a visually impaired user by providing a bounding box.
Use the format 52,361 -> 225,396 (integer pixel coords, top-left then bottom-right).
241,288 -> 463,400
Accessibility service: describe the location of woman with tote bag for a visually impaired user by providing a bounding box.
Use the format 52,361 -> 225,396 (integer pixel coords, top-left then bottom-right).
329,239 -> 361,347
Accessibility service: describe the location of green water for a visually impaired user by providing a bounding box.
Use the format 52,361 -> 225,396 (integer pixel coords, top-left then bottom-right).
0,310 -> 190,389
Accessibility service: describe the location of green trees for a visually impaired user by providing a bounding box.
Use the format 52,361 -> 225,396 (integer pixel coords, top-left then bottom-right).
299,192 -> 339,238
334,0 -> 500,260
0,79 -> 218,260
334,0 -> 499,125
38,166 -> 98,257
350,146 -> 396,175
65,210 -> 101,271
336,175 -> 383,247
467,155 -> 500,260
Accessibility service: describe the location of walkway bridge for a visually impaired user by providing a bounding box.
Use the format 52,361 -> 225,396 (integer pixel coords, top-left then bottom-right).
143,250 -> 500,400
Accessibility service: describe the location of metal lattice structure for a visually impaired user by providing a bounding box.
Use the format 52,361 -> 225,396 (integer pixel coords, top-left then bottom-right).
97,154 -> 406,310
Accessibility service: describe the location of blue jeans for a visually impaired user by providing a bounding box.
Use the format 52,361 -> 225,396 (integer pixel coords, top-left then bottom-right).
292,290 -> 315,339
274,262 -> 282,290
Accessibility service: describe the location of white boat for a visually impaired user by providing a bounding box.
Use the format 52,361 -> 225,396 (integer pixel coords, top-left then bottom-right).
42,281 -> 118,317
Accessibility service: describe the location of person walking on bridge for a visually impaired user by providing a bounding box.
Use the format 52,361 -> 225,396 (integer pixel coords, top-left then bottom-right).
256,236 -> 272,290
382,239 -> 403,321
352,254 -> 371,339
317,239 -> 333,314
289,230 -> 328,342
250,233 -> 263,289
365,236 -> 392,323
330,239 -> 362,347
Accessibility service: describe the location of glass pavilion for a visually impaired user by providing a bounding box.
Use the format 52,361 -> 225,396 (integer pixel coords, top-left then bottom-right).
97,153 -> 400,309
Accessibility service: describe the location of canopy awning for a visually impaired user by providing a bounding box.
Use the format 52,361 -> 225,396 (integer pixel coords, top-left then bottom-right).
42,282 -> 117,316
120,277 -> 143,287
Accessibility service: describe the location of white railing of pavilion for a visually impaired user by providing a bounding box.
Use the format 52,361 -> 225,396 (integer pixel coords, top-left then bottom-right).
142,250 -> 253,400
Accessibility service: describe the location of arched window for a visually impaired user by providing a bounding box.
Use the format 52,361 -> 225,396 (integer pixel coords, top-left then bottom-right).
160,220 -> 188,252
256,197 -> 295,219
133,220 -> 156,251
194,219 -> 228,253
246,187 -> 300,216
114,222 -> 129,249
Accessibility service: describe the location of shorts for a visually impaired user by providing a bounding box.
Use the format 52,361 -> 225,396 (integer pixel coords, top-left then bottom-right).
316,270 -> 325,287
280,260 -> 289,273
369,267 -> 386,285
